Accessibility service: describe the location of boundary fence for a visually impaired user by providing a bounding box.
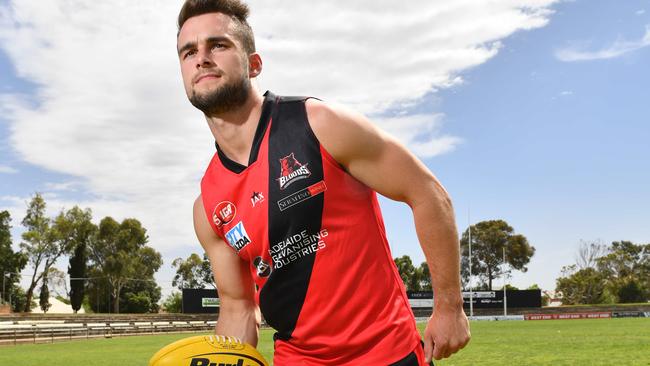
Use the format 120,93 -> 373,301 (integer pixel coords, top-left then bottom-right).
524,311 -> 649,321
1,309 -> 648,346
0,320 -> 215,346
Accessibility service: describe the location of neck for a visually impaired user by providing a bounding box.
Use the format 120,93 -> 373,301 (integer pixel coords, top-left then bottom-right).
205,90 -> 265,166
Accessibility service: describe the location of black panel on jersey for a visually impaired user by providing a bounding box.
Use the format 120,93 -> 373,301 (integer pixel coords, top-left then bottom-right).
214,91 -> 278,174
260,95 -> 324,342
389,343 -> 435,366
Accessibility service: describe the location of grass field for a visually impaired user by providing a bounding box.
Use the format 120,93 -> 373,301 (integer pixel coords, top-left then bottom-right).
0,318 -> 648,365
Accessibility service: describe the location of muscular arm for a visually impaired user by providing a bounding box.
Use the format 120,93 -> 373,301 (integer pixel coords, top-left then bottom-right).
193,196 -> 261,345
306,100 -> 470,361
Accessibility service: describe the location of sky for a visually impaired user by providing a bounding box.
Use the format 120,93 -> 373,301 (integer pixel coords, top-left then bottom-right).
1,0 -> 649,300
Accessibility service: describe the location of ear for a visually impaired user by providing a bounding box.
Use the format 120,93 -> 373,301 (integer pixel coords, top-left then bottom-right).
248,53 -> 263,78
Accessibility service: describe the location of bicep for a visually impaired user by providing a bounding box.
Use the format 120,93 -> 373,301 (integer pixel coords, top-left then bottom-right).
306,100 -> 447,207
193,197 -> 256,306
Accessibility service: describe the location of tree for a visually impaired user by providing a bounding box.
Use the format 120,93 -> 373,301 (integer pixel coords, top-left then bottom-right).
119,277 -> 161,313
84,273 -> 110,313
162,292 -> 182,313
39,275 -> 51,313
47,267 -> 68,299
85,270 -> 161,314
10,286 -> 33,312
460,220 -> 535,290
172,253 -> 214,290
56,206 -> 96,313
555,265 -> 608,305
200,253 -> 216,288
498,284 -> 519,291
20,193 -> 70,312
394,255 -> 416,291
393,255 -> 428,292
596,241 -> 649,303
69,242 -> 88,313
575,239 -> 607,270
88,217 -> 162,313
0,210 -> 27,305
616,278 -> 646,303
419,262 -> 432,291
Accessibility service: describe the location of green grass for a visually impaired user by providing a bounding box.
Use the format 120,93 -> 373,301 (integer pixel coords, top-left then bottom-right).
0,319 -> 649,365
432,318 -> 650,366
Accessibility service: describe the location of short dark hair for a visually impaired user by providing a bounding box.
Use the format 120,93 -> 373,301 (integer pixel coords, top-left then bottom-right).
177,0 -> 256,55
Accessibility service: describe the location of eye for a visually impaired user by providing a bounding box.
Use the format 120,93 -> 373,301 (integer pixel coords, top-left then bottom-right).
182,49 -> 196,60
212,43 -> 226,51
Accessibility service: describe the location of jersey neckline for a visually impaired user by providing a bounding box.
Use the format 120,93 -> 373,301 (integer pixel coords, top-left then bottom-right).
214,90 -> 277,174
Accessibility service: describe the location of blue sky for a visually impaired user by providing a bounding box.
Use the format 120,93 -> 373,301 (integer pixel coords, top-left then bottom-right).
382,0 -> 650,291
1,0 -> 649,298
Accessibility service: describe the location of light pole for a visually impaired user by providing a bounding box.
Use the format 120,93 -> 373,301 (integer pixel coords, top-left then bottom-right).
2,271 -> 6,304
3,272 -> 19,306
503,247 -> 508,316
467,208 -> 473,317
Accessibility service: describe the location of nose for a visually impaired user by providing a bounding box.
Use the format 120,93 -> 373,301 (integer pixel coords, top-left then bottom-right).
195,48 -> 215,69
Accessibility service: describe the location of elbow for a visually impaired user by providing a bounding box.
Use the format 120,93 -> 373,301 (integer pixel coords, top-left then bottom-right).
409,178 -> 453,212
431,178 -> 453,210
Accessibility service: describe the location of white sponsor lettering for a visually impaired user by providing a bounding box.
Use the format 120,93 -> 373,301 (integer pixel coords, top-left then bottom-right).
269,229 -> 328,268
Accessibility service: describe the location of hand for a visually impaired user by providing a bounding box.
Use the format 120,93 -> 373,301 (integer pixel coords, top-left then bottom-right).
423,307 -> 471,362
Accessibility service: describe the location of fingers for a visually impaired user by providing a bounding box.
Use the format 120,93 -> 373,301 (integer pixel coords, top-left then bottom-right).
432,335 -> 471,360
425,312 -> 471,361
214,335 -> 243,344
432,339 -> 448,361
423,332 -> 434,363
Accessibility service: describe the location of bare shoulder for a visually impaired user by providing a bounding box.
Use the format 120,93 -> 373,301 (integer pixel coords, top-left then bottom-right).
193,194 -> 218,245
305,98 -> 378,137
193,194 -> 203,212
192,195 -> 206,226
305,99 -> 385,168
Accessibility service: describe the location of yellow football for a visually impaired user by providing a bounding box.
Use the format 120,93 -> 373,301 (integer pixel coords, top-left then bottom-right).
149,335 -> 269,366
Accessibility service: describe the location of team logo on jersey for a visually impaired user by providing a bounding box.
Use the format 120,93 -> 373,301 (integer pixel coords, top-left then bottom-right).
253,256 -> 272,278
225,221 -> 251,252
277,181 -> 327,211
250,191 -> 265,207
212,201 -> 236,227
277,153 -> 311,190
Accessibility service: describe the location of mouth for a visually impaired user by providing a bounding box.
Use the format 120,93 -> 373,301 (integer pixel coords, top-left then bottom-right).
194,73 -> 221,85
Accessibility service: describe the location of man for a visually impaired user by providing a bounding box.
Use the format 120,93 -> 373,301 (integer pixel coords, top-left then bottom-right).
178,1 -> 470,365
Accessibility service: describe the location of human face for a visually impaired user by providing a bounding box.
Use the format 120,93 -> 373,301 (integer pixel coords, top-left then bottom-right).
177,13 -> 251,115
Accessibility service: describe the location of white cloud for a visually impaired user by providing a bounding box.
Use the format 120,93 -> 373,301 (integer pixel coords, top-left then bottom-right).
556,25 -> 650,62
559,90 -> 573,96
0,165 -> 17,174
252,1 -> 556,113
0,0 -> 559,260
43,181 -> 83,192
375,114 -> 463,157
636,10 -> 646,16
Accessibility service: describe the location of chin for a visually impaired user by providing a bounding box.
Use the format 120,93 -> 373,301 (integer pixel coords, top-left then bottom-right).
193,85 -> 219,97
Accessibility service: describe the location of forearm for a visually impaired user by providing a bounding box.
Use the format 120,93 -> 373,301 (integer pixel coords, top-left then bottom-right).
215,299 -> 261,346
411,182 -> 463,311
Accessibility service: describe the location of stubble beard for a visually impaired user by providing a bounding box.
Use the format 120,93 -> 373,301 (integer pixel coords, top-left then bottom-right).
189,71 -> 251,116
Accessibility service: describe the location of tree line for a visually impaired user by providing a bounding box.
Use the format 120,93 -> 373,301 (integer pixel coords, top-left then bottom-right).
162,221 -> 650,308
555,240 -> 649,304
2,194 -> 647,313
1,193 -> 162,313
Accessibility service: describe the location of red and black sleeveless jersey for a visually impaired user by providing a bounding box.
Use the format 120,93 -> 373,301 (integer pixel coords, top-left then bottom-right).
200,91 -> 421,365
